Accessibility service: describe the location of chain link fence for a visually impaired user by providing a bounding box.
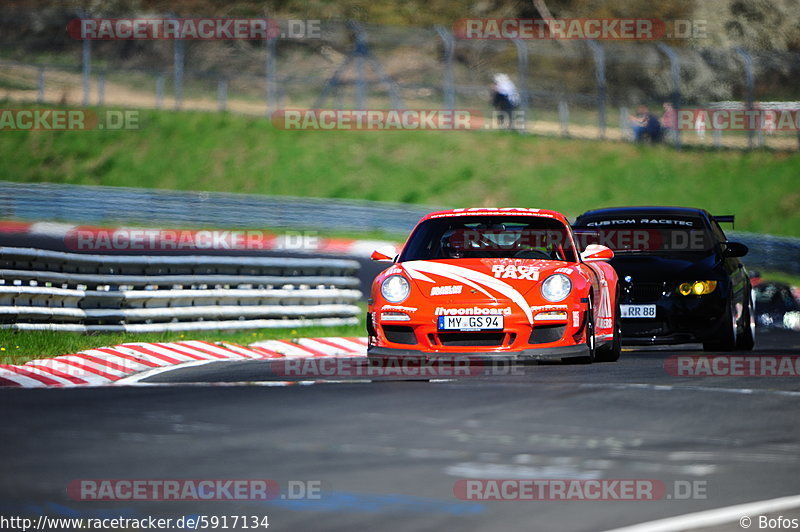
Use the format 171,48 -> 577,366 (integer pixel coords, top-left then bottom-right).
2,9 -> 800,149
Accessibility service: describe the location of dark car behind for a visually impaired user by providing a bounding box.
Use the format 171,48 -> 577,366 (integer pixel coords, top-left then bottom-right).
573,206 -> 755,351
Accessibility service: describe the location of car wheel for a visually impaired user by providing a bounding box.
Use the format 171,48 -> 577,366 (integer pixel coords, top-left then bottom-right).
703,300 -> 737,351
596,302 -> 622,362
575,302 -> 596,364
735,290 -> 756,351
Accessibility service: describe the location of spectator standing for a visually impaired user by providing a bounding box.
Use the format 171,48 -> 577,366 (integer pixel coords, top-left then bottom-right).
661,102 -> 677,142
491,73 -> 520,129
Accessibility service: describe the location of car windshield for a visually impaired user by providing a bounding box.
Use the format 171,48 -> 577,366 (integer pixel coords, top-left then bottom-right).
573,214 -> 715,254
399,215 -> 578,262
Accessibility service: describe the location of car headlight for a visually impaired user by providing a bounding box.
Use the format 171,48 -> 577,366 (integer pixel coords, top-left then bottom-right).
380,275 -> 411,303
541,274 -> 572,302
677,280 -> 718,296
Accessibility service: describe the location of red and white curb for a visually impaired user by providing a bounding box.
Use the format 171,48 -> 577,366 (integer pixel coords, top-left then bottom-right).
0,337 -> 368,388
0,221 -> 396,258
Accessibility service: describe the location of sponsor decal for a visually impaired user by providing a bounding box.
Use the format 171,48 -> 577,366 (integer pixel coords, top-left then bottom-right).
451,207 -> 540,213
586,218 -> 695,227
573,311 -> 580,327
530,304 -> 569,312
430,285 -> 464,296
381,305 -> 418,313
435,307 -> 512,316
491,264 -> 539,280
430,208 -> 553,219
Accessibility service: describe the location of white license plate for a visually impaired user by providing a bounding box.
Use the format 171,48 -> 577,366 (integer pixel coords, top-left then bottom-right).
438,315 -> 504,331
621,304 -> 657,319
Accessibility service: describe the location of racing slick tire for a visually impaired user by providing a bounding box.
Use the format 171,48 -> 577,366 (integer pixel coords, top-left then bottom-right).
575,303 -> 596,364
596,302 -> 622,363
735,290 -> 756,351
703,299 -> 737,352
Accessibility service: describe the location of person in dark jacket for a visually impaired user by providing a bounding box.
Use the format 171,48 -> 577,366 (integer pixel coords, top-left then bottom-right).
629,105 -> 662,142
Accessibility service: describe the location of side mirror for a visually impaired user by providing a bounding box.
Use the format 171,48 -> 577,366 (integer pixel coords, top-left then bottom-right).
580,244 -> 614,262
371,245 -> 398,262
722,242 -> 748,258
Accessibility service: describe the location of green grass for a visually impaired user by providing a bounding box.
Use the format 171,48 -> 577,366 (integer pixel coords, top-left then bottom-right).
2,103 -> 799,236
758,271 -> 800,287
0,323 -> 365,366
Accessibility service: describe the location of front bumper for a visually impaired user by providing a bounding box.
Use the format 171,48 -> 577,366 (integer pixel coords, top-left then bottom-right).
620,290 -> 729,345
367,344 -> 590,362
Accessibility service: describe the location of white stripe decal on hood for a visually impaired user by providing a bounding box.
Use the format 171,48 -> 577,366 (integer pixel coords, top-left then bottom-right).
414,268 -> 497,302
403,261 -> 534,324
406,264 -> 497,302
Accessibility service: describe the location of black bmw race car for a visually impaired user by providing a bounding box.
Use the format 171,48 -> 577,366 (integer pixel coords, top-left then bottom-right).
573,207 -> 755,351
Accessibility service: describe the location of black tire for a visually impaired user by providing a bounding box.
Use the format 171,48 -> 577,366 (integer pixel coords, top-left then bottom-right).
736,290 -> 756,351
596,302 -> 622,362
575,302 -> 596,364
703,301 -> 737,351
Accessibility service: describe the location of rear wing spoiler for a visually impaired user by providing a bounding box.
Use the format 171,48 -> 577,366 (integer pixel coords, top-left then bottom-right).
713,215 -> 735,228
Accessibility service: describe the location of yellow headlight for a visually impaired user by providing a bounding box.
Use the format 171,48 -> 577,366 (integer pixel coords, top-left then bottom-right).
678,281 -> 717,296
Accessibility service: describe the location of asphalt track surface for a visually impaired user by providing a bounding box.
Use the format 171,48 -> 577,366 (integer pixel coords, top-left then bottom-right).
2,329 -> 800,531
3,232 -> 800,530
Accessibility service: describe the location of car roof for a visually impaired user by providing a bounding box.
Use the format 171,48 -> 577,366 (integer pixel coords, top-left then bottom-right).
574,206 -> 712,221
421,208 -> 569,224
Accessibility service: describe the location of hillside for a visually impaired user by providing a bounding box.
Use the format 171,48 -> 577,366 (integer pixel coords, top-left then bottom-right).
2,105 -> 799,236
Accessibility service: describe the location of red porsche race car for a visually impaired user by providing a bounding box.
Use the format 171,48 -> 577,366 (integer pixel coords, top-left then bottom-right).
367,208 -> 622,364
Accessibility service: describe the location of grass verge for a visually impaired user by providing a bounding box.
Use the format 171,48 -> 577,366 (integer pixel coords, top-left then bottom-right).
2,103 -> 800,236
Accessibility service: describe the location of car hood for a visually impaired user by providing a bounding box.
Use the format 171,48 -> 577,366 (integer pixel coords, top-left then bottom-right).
609,252 -> 720,281
397,258 -> 576,301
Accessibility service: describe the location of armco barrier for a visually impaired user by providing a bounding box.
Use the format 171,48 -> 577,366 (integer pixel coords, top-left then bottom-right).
0,181 -> 434,234
0,247 -> 361,332
1,182 -> 798,274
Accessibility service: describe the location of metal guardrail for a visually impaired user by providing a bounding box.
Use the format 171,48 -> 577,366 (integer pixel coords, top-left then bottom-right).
729,231 -> 800,277
0,181 -> 433,234
2,181 -> 799,274
0,247 -> 362,332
